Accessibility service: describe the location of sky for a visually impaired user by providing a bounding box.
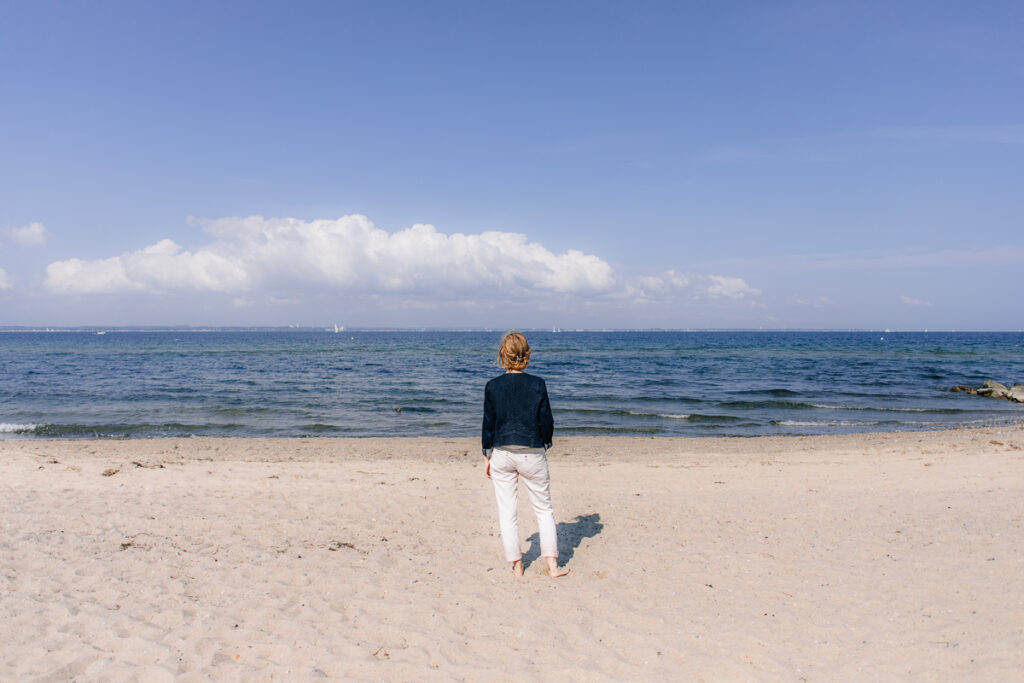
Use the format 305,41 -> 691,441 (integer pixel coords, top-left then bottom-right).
1,0 -> 1021,329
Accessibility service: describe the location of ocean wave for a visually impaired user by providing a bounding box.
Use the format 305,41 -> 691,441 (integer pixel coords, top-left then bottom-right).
559,426 -> 663,434
625,410 -> 691,420
300,423 -> 339,432
808,402 -> 873,411
590,394 -> 703,404
741,388 -> 802,397
562,408 -> 740,423
773,419 -> 881,427
682,413 -> 745,423
719,400 -> 818,410
561,407 -> 670,418
14,422 -> 248,438
718,398 -> 969,414
0,423 -> 39,433
214,406 -> 271,416
688,422 -> 762,430
807,403 -> 953,413
655,394 -> 710,404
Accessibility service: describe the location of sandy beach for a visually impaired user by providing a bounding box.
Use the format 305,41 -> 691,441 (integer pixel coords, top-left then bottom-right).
2,427 -> 1022,681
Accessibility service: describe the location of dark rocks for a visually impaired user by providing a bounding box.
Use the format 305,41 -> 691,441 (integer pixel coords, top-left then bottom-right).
944,380 -> 1024,403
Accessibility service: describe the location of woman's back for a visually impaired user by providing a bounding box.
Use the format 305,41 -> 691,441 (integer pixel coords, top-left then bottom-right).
482,372 -> 554,453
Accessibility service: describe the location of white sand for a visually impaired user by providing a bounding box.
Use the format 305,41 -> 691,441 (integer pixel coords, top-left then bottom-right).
1,427 -> 1022,680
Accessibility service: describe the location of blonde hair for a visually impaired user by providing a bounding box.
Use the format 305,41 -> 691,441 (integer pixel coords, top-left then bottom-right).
498,331 -> 531,371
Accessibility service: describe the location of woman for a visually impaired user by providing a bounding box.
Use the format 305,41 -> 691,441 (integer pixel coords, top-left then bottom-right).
482,331 -> 569,578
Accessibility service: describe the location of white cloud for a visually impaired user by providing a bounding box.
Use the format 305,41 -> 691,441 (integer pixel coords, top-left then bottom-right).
635,270 -> 690,295
0,268 -> 12,290
5,222 -> 48,247
45,239 -> 250,295
42,215 -> 761,309
706,275 -> 762,299
900,295 -> 932,306
45,256 -> 140,294
632,270 -> 760,301
45,215 -> 615,296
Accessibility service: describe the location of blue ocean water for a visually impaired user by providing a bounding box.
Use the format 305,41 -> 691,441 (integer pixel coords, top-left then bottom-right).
1,330 -> 1022,439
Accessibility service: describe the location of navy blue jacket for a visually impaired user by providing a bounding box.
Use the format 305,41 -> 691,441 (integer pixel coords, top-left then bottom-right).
481,372 -> 554,457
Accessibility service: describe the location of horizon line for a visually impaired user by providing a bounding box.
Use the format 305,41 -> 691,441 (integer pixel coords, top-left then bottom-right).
1,326 -> 1021,334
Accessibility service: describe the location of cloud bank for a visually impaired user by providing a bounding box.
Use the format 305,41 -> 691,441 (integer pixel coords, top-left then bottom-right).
4,222 -> 48,247
634,270 -> 761,301
45,216 -> 617,296
0,268 -> 11,290
42,215 -> 759,308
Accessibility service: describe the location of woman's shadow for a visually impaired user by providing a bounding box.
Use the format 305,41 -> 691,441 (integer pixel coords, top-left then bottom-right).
523,513 -> 602,569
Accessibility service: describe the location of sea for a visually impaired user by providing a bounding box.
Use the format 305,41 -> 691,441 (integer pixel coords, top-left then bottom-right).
1,330 -> 1022,439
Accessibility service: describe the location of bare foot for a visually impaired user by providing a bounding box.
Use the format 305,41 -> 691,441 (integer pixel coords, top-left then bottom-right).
511,559 -> 524,577
546,557 -> 569,578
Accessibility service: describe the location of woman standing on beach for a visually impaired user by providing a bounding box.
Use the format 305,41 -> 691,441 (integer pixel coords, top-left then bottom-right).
482,332 -> 569,578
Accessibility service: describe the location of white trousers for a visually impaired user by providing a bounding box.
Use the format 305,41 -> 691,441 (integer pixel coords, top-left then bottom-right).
489,447 -> 558,562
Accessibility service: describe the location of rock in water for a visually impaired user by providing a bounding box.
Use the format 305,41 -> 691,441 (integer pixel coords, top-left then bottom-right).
978,380 -> 1011,399
948,380 -> 1024,403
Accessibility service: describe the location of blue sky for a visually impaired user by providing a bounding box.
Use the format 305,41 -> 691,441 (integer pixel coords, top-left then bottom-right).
1,0 -> 1021,329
